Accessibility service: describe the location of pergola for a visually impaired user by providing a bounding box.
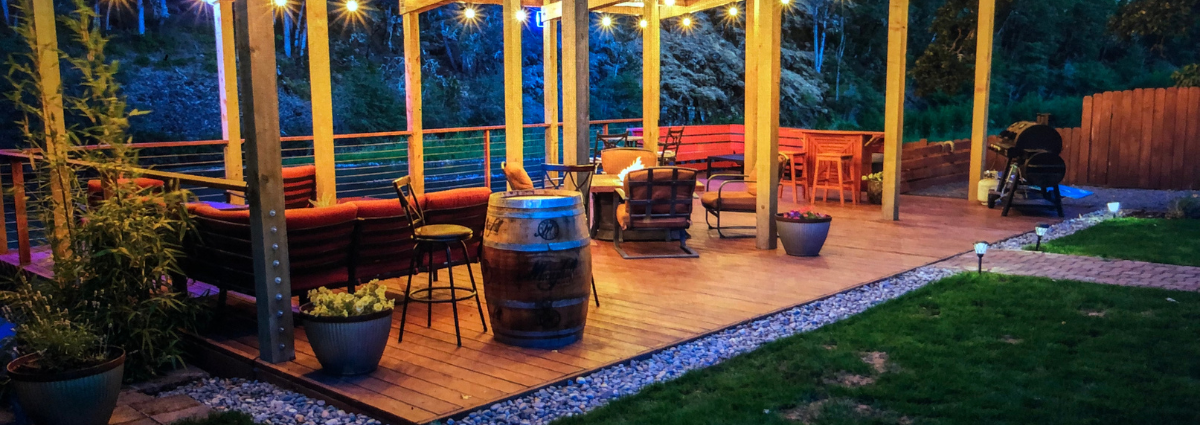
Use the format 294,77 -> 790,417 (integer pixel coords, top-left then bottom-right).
21,0 -> 1000,363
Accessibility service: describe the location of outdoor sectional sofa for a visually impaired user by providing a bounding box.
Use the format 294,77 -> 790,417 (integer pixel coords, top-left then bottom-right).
182,187 -> 492,303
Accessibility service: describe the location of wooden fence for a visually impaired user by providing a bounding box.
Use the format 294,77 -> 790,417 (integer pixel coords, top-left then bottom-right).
1060,87 -> 1200,190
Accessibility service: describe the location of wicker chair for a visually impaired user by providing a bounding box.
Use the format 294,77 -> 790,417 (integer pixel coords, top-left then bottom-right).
614,167 -> 699,259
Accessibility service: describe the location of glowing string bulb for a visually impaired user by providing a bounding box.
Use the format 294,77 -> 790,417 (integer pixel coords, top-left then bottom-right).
780,0 -> 790,4
515,9 -> 527,21
663,0 -> 675,6
681,16 -> 691,27
728,6 -> 737,16
273,0 -> 287,7
601,15 -> 613,27
345,0 -> 358,12
463,6 -> 476,19
639,19 -> 648,28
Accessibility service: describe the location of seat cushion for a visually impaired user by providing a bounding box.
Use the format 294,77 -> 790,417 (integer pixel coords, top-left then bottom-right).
503,163 -> 535,190
415,224 -> 472,241
616,204 -> 692,230
700,191 -> 756,212
422,187 -> 492,211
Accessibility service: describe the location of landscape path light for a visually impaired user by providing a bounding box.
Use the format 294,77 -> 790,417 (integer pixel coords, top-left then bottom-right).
974,241 -> 989,274
1034,223 -> 1049,251
1107,201 -> 1120,218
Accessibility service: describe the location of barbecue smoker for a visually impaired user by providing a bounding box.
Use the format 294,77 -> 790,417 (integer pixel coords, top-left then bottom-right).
987,116 -> 1066,217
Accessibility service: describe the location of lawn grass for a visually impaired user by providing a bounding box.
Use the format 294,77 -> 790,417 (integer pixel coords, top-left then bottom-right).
172,411 -> 255,425
1035,218 -> 1200,267
554,273 -> 1200,425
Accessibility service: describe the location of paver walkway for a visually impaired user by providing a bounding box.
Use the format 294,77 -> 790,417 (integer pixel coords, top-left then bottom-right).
938,249 -> 1200,292
110,392 -> 211,425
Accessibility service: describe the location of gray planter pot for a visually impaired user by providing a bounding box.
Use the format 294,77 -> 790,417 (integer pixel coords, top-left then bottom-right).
7,348 -> 125,425
300,306 -> 393,375
866,180 -> 883,204
776,215 -> 832,257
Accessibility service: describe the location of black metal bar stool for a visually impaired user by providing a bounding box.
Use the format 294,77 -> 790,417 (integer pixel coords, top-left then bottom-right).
393,177 -> 487,347
543,163 -> 601,307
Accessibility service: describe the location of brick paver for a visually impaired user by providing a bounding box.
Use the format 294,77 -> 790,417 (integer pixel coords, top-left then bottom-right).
110,392 -> 210,425
937,249 -> 1200,292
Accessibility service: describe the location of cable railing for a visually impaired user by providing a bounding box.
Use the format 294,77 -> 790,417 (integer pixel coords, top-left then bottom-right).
0,119 -> 644,259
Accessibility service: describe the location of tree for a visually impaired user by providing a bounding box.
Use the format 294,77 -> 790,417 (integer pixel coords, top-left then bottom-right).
1110,0 -> 1200,87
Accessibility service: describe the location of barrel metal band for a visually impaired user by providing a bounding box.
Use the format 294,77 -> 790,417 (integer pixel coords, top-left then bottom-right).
483,238 -> 592,251
499,297 -> 587,309
486,210 -> 585,220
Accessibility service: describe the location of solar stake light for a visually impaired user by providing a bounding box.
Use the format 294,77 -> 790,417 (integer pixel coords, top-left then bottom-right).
974,241 -> 989,274
1107,201 -> 1120,217
1034,223 -> 1050,251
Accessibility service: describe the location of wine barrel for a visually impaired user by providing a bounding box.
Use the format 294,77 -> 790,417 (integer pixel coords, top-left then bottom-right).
481,190 -> 592,349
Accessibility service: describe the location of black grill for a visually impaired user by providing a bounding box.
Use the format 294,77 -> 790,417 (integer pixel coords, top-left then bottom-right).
987,119 -> 1066,217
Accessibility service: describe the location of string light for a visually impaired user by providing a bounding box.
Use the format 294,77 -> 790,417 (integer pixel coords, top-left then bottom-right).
728,6 -> 737,16
273,0 -> 287,7
639,18 -> 648,28
345,0 -> 358,12
601,15 -> 613,27
663,0 -> 675,6
515,8 -> 527,21
681,16 -> 692,27
780,0 -> 790,4
463,6 -> 477,20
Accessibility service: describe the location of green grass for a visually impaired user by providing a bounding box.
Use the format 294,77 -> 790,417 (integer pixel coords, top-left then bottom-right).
172,411 -> 256,425
1035,218 -> 1200,267
555,273 -> 1200,425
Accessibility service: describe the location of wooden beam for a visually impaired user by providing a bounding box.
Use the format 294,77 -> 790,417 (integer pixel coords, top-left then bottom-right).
30,0 -> 71,259
660,0 -> 737,19
881,0 -> 908,221
399,0 -> 453,15
750,0 -> 780,250
403,12 -> 425,194
561,0 -> 590,165
233,0 -> 295,364
504,0 -> 524,169
641,0 -> 660,156
968,0 -> 994,204
544,19 -> 560,167
742,0 -> 757,172
541,0 -> 628,21
307,0 -> 337,202
213,0 -> 243,204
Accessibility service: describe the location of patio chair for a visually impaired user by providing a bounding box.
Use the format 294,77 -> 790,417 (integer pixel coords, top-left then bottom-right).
701,154 -> 789,238
226,165 -> 317,209
593,132 -> 629,164
544,163 -> 601,306
614,167 -> 699,259
600,147 -> 658,175
658,127 -> 685,165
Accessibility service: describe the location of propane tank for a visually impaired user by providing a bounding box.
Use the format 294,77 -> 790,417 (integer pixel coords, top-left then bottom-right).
977,171 -> 999,206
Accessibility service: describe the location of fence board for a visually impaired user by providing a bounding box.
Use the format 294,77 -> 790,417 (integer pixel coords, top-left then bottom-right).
1135,88 -> 1154,188
1077,96 -> 1093,184
1109,91 -> 1130,186
1171,88 -> 1190,189
1090,92 -> 1112,185
1116,90 -> 1136,186
1188,88 -> 1200,190
1159,88 -> 1178,189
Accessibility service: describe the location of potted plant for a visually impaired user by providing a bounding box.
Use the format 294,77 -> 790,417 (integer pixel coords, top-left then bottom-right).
299,281 -> 395,375
863,172 -> 884,204
776,208 -> 833,257
2,288 -> 125,425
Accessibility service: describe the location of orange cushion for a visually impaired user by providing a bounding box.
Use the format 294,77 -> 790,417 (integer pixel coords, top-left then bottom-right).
349,198 -> 408,219
503,163 -> 535,190
700,191 -> 755,211
191,202 -> 358,230
423,187 -> 492,211
616,204 -> 692,230
281,165 -> 316,179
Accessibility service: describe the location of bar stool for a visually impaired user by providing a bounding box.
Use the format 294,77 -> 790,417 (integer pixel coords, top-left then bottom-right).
812,152 -> 857,205
393,177 -> 487,347
780,151 -> 807,203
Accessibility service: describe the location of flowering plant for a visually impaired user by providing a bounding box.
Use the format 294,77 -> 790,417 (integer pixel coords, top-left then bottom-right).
862,172 -> 883,182
305,281 -> 395,318
779,207 -> 830,220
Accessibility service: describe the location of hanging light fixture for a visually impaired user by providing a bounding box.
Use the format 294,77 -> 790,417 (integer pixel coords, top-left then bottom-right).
1107,201 -> 1120,217
974,241 -> 989,274
1034,223 -> 1050,251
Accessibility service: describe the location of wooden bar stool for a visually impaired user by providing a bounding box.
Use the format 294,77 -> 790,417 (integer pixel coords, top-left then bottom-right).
812,152 -> 857,205
780,150 -> 807,203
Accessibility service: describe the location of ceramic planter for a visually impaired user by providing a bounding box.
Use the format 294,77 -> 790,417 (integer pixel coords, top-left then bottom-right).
866,180 -> 884,204
7,348 -> 125,425
300,306 -> 392,375
776,215 -> 832,257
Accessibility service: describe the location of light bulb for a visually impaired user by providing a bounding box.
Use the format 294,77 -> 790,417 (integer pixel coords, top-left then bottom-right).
781,0 -> 790,4
345,0 -> 358,12
681,16 -> 691,27
639,19 -> 648,28
515,9 -> 527,21
728,6 -> 737,16
273,0 -> 287,7
464,6 -> 476,19
601,15 -> 613,27
664,0 -> 675,6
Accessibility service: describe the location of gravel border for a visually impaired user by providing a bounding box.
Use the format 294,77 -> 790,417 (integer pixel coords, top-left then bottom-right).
161,378 -> 384,425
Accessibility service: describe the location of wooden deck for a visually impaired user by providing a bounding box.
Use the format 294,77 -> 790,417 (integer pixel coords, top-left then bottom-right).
2,194 -> 1073,425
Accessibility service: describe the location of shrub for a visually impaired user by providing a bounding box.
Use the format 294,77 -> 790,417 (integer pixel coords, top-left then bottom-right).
0,283 -> 107,373
1166,194 -> 1200,219
305,281 -> 395,318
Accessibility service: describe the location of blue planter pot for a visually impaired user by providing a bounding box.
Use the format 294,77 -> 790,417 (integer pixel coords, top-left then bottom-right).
776,215 -> 832,257
7,348 -> 125,425
300,306 -> 393,376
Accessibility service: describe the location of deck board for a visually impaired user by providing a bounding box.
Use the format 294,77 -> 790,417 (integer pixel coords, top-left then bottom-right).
159,195 -> 1077,424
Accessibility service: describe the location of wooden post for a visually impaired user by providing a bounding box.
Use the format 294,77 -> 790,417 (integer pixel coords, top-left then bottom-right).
642,2 -> 660,156
543,19 -> 560,167
30,0 -> 71,259
307,0 -> 337,201
10,159 -> 30,265
403,12 -> 425,194
750,0 -> 780,250
233,0 -> 295,364
881,0 -> 908,221
742,0 -> 757,172
967,0 -> 994,204
214,0 -> 243,204
504,0 -> 524,168
561,0 -> 590,165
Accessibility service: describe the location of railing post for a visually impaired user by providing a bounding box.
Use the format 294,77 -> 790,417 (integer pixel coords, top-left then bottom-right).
0,163 -> 7,255
483,130 -> 492,189
9,159 -> 30,265
603,123 -> 609,135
